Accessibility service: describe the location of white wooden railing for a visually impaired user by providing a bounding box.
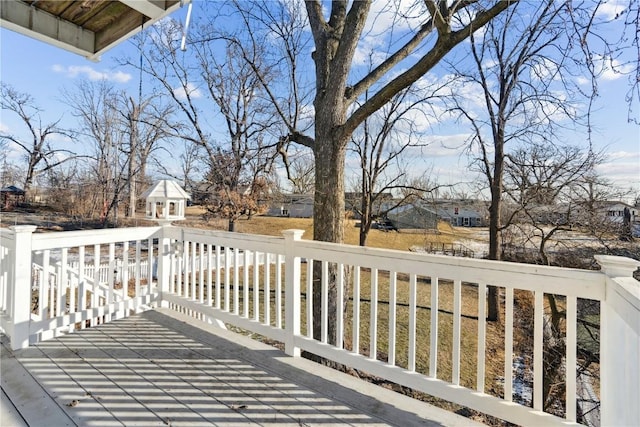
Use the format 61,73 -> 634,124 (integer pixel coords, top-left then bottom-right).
0,224 -> 638,426
1,225 -> 162,345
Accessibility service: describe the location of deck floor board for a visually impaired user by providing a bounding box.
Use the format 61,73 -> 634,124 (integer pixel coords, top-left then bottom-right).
1,309 -> 483,426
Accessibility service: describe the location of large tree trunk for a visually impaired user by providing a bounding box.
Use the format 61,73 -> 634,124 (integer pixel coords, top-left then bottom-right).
312,126 -> 348,343
127,153 -> 137,218
127,100 -> 140,218
302,0 -> 514,346
487,135 -> 504,322
359,186 -> 372,246
23,157 -> 37,193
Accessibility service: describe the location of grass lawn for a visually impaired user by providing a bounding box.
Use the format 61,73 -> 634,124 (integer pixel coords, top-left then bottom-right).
182,207 -> 457,251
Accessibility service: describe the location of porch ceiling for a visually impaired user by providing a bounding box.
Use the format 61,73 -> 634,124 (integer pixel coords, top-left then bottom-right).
0,0 -> 183,61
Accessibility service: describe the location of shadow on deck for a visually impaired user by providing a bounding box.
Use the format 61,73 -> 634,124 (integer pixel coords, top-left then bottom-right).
1,309 -> 481,426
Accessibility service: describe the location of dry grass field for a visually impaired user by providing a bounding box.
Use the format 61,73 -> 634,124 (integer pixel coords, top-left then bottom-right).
182,206 -> 459,251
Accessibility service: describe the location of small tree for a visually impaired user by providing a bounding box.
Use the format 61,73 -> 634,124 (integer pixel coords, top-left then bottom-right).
503,143 -> 603,265
285,153 -> 315,194
350,87 -> 443,246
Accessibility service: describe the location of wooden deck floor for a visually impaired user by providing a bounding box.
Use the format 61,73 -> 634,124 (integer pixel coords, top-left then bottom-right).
1,309 -> 482,426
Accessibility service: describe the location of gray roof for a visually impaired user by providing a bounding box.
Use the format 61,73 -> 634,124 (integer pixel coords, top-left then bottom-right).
0,185 -> 25,194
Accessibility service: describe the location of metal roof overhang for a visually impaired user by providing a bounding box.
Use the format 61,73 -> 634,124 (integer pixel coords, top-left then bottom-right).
0,0 -> 186,62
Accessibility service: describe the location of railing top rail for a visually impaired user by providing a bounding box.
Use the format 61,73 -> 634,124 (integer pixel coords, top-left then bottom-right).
22,224 -> 608,300
0,227 -> 15,243
31,226 -> 162,251
293,238 -> 605,300
177,226 -> 285,254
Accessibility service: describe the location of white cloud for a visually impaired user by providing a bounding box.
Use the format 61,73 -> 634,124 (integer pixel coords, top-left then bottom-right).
607,150 -> 640,161
47,132 -> 74,144
52,64 -> 132,83
600,60 -> 635,81
596,150 -> 640,191
403,133 -> 474,158
173,82 -> 203,100
595,0 -> 627,20
592,55 -> 635,81
0,122 -> 9,133
431,133 -> 473,151
354,0 -> 429,68
576,76 -> 590,86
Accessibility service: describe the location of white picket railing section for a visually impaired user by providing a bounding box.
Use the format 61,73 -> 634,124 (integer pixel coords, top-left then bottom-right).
1,224 -> 638,427
1,225 -> 162,345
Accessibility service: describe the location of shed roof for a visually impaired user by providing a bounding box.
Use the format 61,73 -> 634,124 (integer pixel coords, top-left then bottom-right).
141,180 -> 190,200
0,185 -> 25,195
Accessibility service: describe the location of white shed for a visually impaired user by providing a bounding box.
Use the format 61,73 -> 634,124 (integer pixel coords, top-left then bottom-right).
141,180 -> 190,221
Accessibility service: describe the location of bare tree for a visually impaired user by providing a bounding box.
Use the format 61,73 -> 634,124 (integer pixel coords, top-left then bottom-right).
44,161 -> 81,217
350,87 -> 444,246
63,80 -> 128,225
570,174 -> 634,244
503,143 -> 603,265
0,83 -> 77,193
447,0 -> 595,320
229,0 -> 513,244
194,38 -> 279,231
120,95 -> 174,217
220,0 -> 514,342
123,20 -> 279,231
285,152 -> 315,194
500,143 -> 621,420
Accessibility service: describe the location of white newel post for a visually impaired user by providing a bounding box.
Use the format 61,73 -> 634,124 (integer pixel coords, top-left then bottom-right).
157,224 -> 173,308
283,229 -> 304,357
595,255 -> 640,427
9,225 -> 37,350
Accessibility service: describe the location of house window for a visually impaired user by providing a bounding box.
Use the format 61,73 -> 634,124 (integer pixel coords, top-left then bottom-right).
463,217 -> 470,226
454,207 -> 459,215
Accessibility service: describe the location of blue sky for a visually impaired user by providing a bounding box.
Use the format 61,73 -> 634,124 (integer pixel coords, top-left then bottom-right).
1,2 -> 638,199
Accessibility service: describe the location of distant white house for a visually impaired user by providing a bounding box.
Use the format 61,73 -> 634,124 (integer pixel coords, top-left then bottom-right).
429,199 -> 488,227
597,201 -> 639,224
267,194 -> 314,218
345,192 -> 394,219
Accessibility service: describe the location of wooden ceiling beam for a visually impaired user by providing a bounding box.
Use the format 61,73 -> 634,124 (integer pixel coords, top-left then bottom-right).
119,0 -> 166,19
